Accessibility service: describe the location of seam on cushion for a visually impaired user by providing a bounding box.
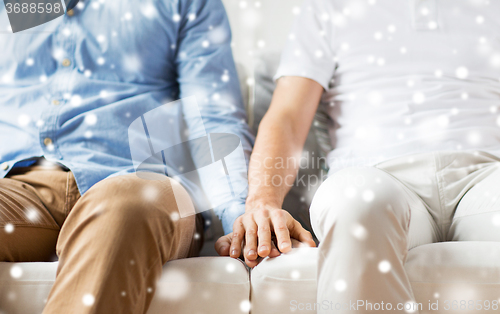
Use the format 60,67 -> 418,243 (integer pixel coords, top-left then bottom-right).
157,281 -> 250,285
410,280 -> 500,284
249,274 -> 316,282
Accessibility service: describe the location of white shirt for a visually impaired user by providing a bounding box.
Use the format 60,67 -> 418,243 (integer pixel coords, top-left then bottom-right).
275,0 -> 500,173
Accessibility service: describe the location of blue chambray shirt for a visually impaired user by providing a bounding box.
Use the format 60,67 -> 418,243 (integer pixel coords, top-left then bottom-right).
0,0 -> 254,234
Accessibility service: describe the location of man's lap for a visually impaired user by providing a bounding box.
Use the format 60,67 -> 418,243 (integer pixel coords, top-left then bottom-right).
0,166 -> 203,262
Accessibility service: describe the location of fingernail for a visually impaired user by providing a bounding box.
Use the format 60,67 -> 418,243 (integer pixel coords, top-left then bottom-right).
231,250 -> 237,256
220,246 -> 228,252
258,245 -> 268,253
281,242 -> 290,249
248,249 -> 256,256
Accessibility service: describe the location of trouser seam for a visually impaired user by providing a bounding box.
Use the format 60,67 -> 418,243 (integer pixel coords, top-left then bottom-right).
0,224 -> 59,230
433,152 -> 446,242
64,171 -> 71,217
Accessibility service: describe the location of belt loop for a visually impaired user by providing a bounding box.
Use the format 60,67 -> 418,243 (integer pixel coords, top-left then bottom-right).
410,0 -> 439,31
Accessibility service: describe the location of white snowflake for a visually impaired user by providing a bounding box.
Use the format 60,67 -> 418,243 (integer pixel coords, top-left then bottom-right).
412,92 -> 426,104
240,300 -> 251,312
82,293 -> 95,306
378,260 -> 391,273
334,279 -> 347,291
142,185 -> 159,202
156,269 -> 189,300
290,270 -> 301,279
71,95 -> 82,107
455,66 -> 469,79
351,223 -> 367,240
124,12 -> 133,21
362,189 -> 375,202
4,223 -> 14,233
17,114 -> 31,127
225,262 -> 236,273
10,265 -> 23,279
85,114 -> 97,125
25,208 -> 39,222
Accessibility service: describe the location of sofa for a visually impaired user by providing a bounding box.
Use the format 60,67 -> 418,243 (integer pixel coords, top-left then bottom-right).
2,1 -> 500,313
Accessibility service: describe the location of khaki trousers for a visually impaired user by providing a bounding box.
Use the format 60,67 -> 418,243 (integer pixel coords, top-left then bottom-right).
0,165 -> 203,314
310,150 -> 500,314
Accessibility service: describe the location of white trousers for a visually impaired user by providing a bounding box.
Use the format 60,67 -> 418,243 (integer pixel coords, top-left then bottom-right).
310,150 -> 500,313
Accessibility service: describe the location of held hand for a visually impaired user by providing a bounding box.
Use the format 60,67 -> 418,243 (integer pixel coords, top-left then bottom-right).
215,233 -> 281,260
215,204 -> 316,267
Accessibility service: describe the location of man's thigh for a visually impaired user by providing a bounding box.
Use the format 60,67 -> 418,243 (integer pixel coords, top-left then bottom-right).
448,164 -> 500,241
0,176 -> 61,262
58,173 -> 203,261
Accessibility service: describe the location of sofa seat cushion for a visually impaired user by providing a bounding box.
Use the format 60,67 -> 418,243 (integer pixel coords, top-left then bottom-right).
250,242 -> 500,314
405,241 -> 500,314
250,247 -> 318,314
0,257 -> 250,314
147,257 -> 250,314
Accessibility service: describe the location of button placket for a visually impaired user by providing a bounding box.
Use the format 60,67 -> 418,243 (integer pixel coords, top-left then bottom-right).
410,0 -> 439,31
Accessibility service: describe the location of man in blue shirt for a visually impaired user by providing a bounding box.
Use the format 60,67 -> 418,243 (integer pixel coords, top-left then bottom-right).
0,0 -> 253,312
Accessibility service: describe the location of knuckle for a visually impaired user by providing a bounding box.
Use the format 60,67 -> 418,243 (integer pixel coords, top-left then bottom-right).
246,229 -> 257,236
259,208 -> 270,217
275,224 -> 288,232
273,210 -> 286,219
259,225 -> 271,233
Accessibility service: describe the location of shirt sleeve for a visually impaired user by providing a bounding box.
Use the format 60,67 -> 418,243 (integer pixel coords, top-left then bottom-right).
274,0 -> 337,90
175,0 -> 254,234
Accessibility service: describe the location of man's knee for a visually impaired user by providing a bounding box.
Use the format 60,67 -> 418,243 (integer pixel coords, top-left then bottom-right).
311,167 -> 409,234
80,174 -> 189,228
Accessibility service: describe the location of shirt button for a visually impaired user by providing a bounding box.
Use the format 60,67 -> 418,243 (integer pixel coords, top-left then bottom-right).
43,138 -> 53,147
52,99 -> 60,106
62,59 -> 71,67
1,162 -> 9,171
67,9 -> 74,16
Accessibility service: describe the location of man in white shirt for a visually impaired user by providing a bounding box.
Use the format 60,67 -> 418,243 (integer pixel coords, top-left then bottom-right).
216,0 -> 500,313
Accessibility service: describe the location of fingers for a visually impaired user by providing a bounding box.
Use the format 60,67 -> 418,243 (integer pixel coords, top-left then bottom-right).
243,217 -> 259,265
270,210 -> 291,253
230,219 -> 245,258
255,210 -> 272,258
268,239 -> 281,258
215,234 -> 232,256
289,219 -> 316,248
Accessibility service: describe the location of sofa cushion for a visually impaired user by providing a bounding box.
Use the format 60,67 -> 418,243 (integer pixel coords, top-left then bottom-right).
0,257 -> 250,314
250,247 -> 318,314
249,242 -> 500,314
405,241 -> 500,314
0,262 -> 58,314
147,257 -> 250,314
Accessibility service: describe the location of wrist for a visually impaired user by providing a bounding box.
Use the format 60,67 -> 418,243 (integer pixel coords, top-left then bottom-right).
245,195 -> 282,211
